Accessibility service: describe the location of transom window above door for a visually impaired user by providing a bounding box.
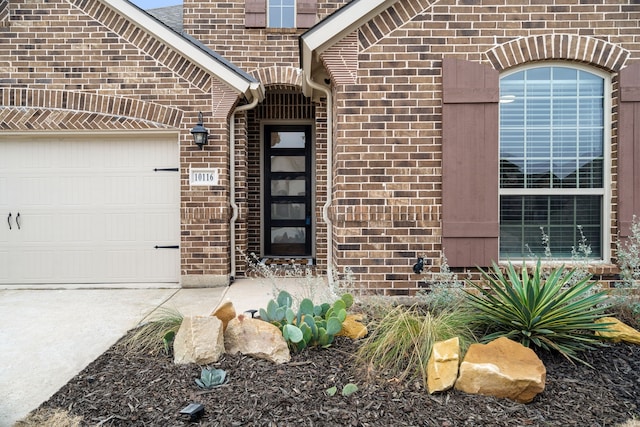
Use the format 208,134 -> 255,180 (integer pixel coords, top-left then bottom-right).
499,65 -> 609,259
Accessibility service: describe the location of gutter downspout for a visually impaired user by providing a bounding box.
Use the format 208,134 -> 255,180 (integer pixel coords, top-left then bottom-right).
230,94 -> 260,282
304,75 -> 335,288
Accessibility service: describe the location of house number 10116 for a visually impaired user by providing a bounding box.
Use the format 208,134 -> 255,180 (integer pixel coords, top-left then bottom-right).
189,168 -> 220,186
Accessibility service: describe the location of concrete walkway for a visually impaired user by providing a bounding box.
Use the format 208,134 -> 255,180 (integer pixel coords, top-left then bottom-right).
0,277 -> 325,426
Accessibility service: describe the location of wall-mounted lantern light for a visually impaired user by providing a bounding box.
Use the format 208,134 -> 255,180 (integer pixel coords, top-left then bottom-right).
190,112 -> 209,149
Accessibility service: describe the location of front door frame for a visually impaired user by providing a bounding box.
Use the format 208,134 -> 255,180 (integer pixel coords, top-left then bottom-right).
261,122 -> 315,258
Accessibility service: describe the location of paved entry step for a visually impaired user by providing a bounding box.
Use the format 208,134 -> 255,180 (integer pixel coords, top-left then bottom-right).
246,257 -> 316,278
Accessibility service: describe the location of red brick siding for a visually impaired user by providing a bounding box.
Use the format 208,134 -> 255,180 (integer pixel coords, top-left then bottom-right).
322,32 -> 359,86
2,0 -> 638,290
182,1 -> 350,71
182,1 -> 346,275
243,92 -> 328,272
0,0 -> 239,283
0,0 -> 8,27
322,0 -> 639,293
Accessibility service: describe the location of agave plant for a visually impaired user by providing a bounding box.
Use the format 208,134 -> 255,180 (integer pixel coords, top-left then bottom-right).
465,259 -> 612,364
195,368 -> 227,389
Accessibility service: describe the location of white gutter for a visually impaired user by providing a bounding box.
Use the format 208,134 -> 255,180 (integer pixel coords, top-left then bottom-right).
304,74 -> 335,287
229,85 -> 262,281
100,0 -> 255,99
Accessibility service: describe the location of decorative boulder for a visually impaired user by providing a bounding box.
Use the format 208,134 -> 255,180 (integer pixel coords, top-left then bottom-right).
211,300 -> 236,331
224,316 -> 290,364
595,317 -> 640,345
427,337 -> 460,394
337,314 -> 368,339
455,337 -> 546,403
174,315 -> 225,365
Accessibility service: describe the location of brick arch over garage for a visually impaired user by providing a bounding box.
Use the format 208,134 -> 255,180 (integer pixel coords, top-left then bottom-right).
485,34 -> 630,72
251,66 -> 304,91
0,88 -> 182,131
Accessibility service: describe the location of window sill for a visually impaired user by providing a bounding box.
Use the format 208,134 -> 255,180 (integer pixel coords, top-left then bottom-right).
264,28 -> 302,34
497,260 -> 619,276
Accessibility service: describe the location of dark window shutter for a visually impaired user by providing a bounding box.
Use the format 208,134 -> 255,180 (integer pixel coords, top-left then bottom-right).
296,0 -> 317,28
618,63 -> 640,240
246,0 -> 266,28
441,58 -> 500,267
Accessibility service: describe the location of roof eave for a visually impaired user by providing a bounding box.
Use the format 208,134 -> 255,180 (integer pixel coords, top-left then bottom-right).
300,0 -> 399,96
101,0 -> 263,102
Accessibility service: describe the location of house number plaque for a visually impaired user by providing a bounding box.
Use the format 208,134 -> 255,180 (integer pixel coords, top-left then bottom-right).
189,168 -> 219,186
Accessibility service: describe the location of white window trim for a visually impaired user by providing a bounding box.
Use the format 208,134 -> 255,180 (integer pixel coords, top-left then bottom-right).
267,0 -> 297,29
498,61 -> 612,262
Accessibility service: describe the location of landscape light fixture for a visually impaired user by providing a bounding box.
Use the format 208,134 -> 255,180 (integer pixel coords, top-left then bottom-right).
179,403 -> 205,421
190,111 -> 209,149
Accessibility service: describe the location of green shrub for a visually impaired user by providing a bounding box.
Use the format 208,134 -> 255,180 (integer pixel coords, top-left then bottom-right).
355,304 -> 477,388
617,215 -> 640,285
612,215 -> 640,329
417,254 -> 467,313
609,292 -> 640,330
465,260 -> 612,364
259,290 -> 353,351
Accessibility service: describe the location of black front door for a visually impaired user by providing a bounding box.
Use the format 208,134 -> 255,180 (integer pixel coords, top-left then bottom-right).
264,125 -> 312,256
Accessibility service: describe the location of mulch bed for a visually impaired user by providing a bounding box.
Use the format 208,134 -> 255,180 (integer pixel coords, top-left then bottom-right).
37,334 -> 639,426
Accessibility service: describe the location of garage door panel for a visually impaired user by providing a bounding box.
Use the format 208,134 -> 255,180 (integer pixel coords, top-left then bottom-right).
58,177 -> 97,206
17,212 -> 94,243
141,213 -> 177,240
16,178 -> 55,206
143,176 -> 178,204
0,250 -> 8,282
0,177 -> 8,248
0,135 -> 179,285
104,248 -> 178,282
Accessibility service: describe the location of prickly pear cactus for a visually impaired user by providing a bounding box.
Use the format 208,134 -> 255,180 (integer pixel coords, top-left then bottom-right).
258,291 -> 355,352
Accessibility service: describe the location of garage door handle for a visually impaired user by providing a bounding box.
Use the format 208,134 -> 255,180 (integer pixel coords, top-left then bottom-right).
7,213 -> 11,230
15,212 -> 20,230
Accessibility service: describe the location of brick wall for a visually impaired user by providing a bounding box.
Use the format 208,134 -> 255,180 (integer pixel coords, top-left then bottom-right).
0,0 -> 239,285
3,0 -> 635,290
320,0 -> 640,293
183,1 -> 345,276
183,0 -> 350,70
244,92 -> 325,270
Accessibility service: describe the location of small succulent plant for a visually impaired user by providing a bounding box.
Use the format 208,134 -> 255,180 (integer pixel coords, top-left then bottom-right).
195,368 -> 227,389
325,383 -> 358,397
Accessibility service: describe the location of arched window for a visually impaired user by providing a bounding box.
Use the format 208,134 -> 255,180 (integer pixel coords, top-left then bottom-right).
499,64 -> 610,259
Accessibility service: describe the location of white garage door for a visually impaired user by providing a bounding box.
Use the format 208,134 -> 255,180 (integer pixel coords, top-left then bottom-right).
0,134 -> 180,285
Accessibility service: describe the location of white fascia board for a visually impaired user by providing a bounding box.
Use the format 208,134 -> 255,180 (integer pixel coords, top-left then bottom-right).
100,0 -> 257,100
301,0 -> 398,74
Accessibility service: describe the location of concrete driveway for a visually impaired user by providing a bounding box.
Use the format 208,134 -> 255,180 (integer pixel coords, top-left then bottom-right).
0,278 -> 321,426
